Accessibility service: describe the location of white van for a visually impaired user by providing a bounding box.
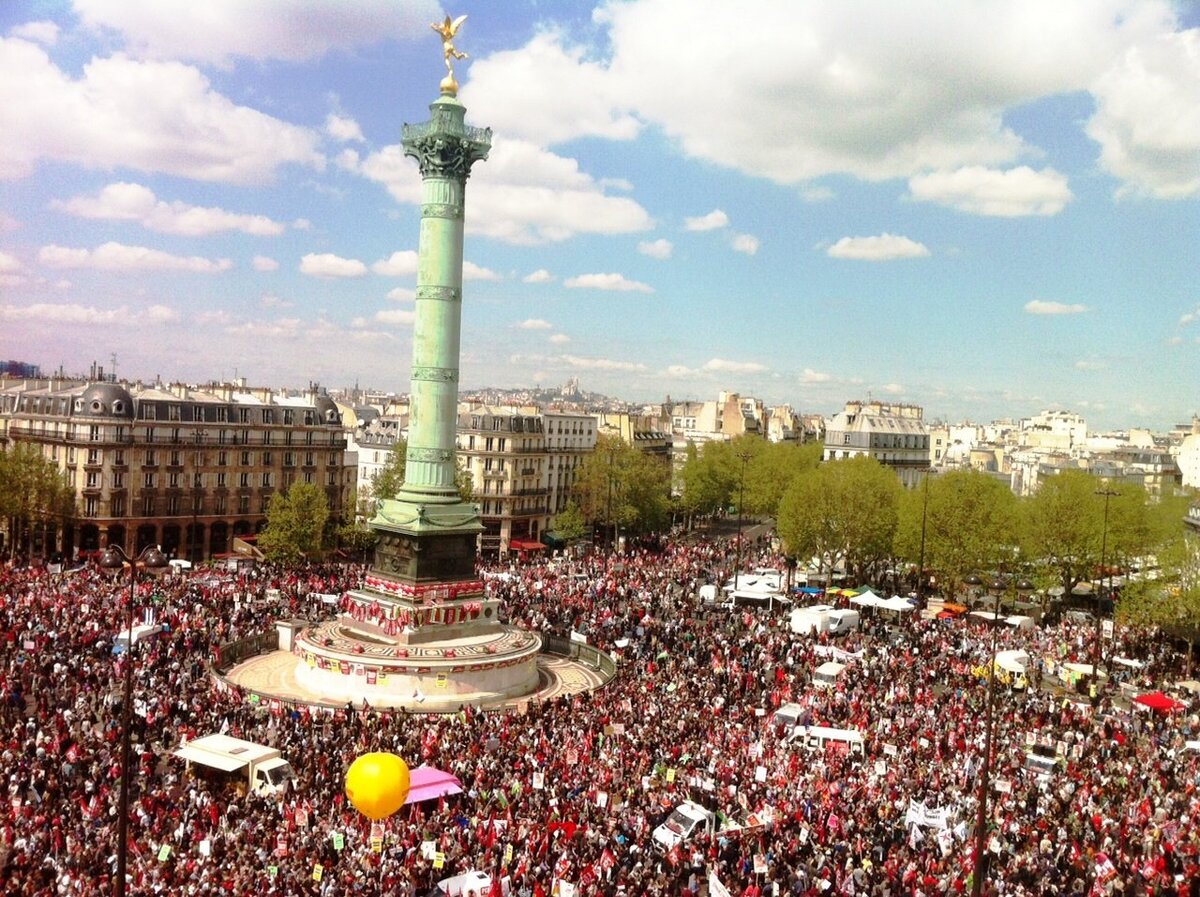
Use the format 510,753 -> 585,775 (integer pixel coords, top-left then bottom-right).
773,702 -> 806,731
811,661 -> 847,688
112,623 -> 164,655
827,609 -> 861,635
789,725 -> 865,758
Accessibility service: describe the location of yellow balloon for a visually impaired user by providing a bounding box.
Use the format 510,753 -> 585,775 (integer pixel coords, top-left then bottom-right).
345,752 -> 411,820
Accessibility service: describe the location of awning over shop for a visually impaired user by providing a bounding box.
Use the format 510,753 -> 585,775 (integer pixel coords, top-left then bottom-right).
509,539 -> 547,551
405,766 -> 464,804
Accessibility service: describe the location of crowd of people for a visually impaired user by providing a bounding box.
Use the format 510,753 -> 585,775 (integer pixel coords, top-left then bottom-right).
2,535 -> 1199,897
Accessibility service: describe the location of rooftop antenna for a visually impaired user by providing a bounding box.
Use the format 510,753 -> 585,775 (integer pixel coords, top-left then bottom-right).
110,353 -> 118,382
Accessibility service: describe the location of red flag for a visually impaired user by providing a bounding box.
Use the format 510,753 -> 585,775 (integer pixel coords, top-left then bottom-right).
485,816 -> 498,850
533,883 -> 547,897
488,869 -> 503,897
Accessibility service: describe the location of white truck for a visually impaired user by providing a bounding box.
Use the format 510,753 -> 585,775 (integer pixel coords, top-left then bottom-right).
174,733 -> 294,797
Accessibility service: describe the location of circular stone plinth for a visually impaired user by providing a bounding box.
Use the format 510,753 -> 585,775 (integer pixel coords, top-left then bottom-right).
222,649 -> 609,712
287,621 -> 542,710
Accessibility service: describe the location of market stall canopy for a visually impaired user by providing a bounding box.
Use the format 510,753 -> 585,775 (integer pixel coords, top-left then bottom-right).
405,766 -> 464,804
996,650 -> 1030,674
881,596 -> 918,612
1061,662 -> 1107,679
849,591 -> 886,608
1133,691 -> 1185,714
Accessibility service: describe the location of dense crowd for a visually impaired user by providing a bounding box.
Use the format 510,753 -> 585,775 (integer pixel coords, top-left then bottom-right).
2,536 -> 1199,897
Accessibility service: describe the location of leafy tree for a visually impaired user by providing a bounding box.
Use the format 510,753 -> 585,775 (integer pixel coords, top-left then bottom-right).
678,441 -> 729,523
1022,470 -> 1108,598
1119,533 -> 1200,676
743,440 -> 822,517
259,482 -> 330,563
894,469 -> 1019,599
336,520 -> 378,559
573,434 -> 672,538
551,501 -> 586,542
0,444 -> 75,559
777,455 -> 902,583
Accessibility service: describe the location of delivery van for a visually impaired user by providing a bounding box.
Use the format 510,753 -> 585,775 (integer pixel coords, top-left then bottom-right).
789,725 -> 865,758
174,733 -> 294,797
112,623 -> 164,655
811,661 -> 847,688
790,605 -> 833,635
826,609 -> 861,635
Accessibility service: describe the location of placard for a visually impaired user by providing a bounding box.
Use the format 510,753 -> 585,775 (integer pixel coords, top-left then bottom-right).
332,832 -> 344,851
312,863 -> 323,882
665,768 -> 676,783
753,854 -> 768,875
436,672 -> 448,689
754,765 -> 767,783
883,743 -> 898,757
433,852 -> 446,869
157,844 -> 171,862
421,840 -> 437,860
532,771 -> 545,790
995,779 -> 1011,794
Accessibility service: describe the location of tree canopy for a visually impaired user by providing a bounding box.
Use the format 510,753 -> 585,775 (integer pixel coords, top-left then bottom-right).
369,437 -> 473,506
573,434 -> 672,537
677,436 -> 821,523
0,444 -> 75,559
776,454 -> 901,583
258,482 -> 330,563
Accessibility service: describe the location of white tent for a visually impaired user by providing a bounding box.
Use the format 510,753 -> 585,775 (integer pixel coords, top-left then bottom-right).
849,591 -> 886,608
881,596 -> 918,612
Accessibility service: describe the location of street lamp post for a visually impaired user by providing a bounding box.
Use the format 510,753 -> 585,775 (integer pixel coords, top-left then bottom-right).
970,574 -> 1033,897
733,450 -> 751,589
1092,488 -> 1119,691
915,470 -> 932,606
99,543 -> 168,897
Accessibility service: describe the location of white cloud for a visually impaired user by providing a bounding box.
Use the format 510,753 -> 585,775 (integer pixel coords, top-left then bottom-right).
463,261 -> 502,281
471,2 -> 1168,185
359,136 -> 653,245
685,209 -> 729,231
53,182 -> 286,235
299,253 -> 367,279
1179,307 -> 1200,325
460,30 -> 642,144
638,238 -> 673,259
0,302 -> 123,324
908,166 -> 1073,216
665,364 -> 700,378
0,251 -> 26,285
144,304 -> 180,323
11,21 -> 59,45
703,358 -> 767,374
253,255 -> 279,272
38,241 -> 232,273
731,233 -> 760,255
549,333 -> 571,345
1165,335 -> 1184,345
881,383 -> 904,394
371,250 -> 418,276
560,354 -> 647,372
517,319 -> 553,330
800,368 -> 832,383
375,309 -> 416,326
1075,359 -> 1106,371
325,113 -> 365,143
563,272 -> 654,293
523,269 -> 554,284
827,233 -> 930,261
72,0 -> 440,66
260,293 -> 292,309
801,186 -> 835,202
1088,29 -> 1200,198
0,37 -> 323,183
292,218 -> 312,231
1025,300 -> 1089,315
386,287 -> 415,303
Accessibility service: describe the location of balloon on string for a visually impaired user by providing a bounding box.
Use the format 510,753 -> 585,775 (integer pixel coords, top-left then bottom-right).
345,752 -> 411,820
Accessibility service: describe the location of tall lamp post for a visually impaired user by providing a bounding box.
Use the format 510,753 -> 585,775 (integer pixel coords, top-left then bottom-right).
99,543 -> 169,897
970,574 -> 1033,897
1092,488 -> 1119,691
733,450 -> 751,588
915,469 -> 932,605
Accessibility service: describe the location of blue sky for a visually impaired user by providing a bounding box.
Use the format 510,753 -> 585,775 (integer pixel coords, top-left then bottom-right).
1,1 -> 1198,431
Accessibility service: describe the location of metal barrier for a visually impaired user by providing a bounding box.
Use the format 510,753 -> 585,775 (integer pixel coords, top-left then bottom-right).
539,634 -> 618,680
211,631 -> 279,672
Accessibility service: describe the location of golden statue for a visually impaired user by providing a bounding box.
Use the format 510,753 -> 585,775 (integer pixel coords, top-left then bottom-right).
432,14 -> 469,94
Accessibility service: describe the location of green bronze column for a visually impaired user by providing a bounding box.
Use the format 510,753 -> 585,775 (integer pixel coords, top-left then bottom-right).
369,42 -> 489,583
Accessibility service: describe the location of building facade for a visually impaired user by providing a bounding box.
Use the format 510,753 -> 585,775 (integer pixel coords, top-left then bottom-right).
823,400 -> 930,488
0,378 -> 349,560
544,411 -> 597,519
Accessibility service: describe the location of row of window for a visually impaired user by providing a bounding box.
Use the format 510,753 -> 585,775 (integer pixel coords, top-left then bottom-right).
80,472 -> 337,518
138,404 -> 326,426
57,422 -> 338,444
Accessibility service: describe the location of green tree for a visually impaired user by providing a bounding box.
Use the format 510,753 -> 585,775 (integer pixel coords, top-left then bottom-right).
776,455 -> 902,583
0,444 -> 75,559
743,440 -> 822,518
574,434 -> 672,539
1119,533 -> 1200,675
1022,470 -> 1106,598
551,501 -> 586,543
894,469 -> 1019,599
259,482 -> 330,563
678,441 -> 729,524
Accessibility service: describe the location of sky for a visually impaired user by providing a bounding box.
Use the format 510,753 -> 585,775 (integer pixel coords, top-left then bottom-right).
1,1 -> 1198,432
